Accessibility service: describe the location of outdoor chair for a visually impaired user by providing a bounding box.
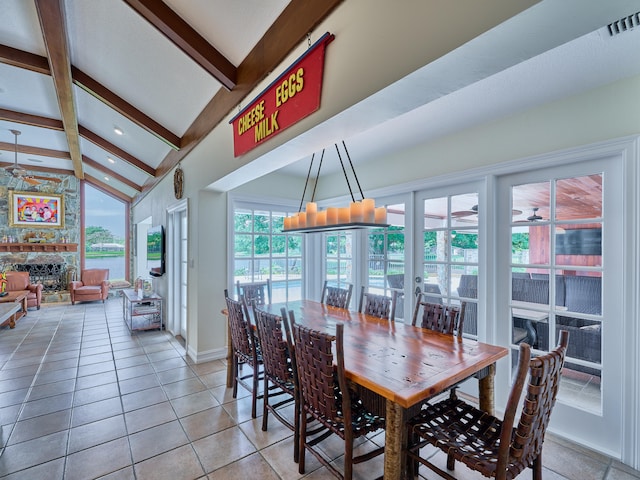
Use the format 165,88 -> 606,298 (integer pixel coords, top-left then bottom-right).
70,269 -> 109,305
236,279 -> 272,306
252,304 -> 300,462
357,286 -> 398,321
225,290 -> 263,418
320,280 -> 353,309
285,311 -> 385,480
406,330 -> 569,480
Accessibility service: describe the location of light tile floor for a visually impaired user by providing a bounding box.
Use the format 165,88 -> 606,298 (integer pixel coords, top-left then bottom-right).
0,298 -> 638,479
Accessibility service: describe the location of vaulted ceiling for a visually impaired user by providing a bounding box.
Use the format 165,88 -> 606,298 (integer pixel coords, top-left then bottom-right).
0,0 -> 341,202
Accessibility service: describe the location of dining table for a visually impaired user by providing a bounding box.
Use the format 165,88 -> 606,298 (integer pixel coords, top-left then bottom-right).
223,299 -> 508,480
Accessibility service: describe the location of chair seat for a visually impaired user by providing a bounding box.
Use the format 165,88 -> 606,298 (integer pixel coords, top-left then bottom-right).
75,286 -> 103,295
410,397 -> 504,476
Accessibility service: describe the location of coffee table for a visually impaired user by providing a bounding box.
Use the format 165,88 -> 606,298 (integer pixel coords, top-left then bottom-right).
0,302 -> 23,329
0,292 -> 28,328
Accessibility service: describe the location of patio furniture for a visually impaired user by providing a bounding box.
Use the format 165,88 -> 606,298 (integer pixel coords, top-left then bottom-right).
320,280 -> 353,309
406,329 -> 569,480
286,314 -> 385,479
70,269 -> 109,305
236,279 -> 272,306
225,290 -> 263,418
358,286 -> 398,321
252,304 -> 300,462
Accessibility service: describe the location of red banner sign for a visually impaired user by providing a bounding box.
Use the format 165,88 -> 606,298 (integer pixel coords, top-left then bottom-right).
230,32 -> 334,157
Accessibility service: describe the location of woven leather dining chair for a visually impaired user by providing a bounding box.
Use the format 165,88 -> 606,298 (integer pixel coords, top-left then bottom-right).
252,304 -> 300,462
406,329 -> 569,480
320,280 -> 353,309
236,279 -> 272,305
224,290 -> 263,418
411,292 -> 465,336
284,310 -> 385,480
358,286 -> 398,321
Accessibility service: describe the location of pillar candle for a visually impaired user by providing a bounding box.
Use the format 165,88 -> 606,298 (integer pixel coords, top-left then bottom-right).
338,207 -> 351,224
316,210 -> 327,226
362,198 -> 375,223
375,206 -> 387,224
284,217 -> 291,230
350,201 -> 363,222
298,212 -> 307,228
327,207 -> 338,225
290,214 -> 299,229
306,202 -> 317,227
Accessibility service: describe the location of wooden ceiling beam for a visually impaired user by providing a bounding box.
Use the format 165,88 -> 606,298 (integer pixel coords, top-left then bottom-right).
136,0 -> 344,200
0,44 -> 50,74
79,126 -> 156,177
82,156 -> 142,191
34,0 -> 84,179
123,0 -> 236,90
72,67 -> 181,150
0,108 -> 63,130
0,141 -> 70,160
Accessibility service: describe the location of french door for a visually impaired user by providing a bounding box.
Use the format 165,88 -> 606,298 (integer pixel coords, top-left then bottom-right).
496,156 -> 624,456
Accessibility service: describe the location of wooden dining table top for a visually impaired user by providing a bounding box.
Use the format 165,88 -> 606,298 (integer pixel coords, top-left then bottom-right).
263,299 -> 508,409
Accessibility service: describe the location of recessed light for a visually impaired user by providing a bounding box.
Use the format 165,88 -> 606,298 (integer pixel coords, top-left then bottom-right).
107,157 -> 116,164
113,127 -> 124,135
104,176 -> 110,181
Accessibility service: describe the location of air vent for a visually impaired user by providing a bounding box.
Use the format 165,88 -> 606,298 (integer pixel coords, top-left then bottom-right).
607,12 -> 640,36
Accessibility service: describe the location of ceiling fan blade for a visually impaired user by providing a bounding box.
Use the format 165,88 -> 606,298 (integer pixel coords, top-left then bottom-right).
23,177 -> 42,186
28,175 -> 62,183
451,210 -> 477,217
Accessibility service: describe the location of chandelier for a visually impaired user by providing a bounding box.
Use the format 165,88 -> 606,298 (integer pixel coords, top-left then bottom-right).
283,141 -> 389,233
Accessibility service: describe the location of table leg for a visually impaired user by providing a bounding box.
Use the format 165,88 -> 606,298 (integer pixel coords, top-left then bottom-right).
22,297 -> 28,316
478,363 -> 496,415
384,399 -> 407,480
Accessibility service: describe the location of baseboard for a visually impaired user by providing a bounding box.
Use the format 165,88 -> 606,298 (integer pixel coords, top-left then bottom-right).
186,345 -> 227,364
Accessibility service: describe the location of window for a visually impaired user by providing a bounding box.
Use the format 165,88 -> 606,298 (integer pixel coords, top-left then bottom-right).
84,184 -> 128,281
233,204 -> 302,302
324,231 -> 353,304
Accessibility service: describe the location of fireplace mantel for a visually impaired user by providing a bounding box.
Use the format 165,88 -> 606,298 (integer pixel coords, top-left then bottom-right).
0,243 -> 78,253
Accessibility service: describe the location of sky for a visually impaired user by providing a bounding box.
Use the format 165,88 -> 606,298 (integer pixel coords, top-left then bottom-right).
84,185 -> 126,238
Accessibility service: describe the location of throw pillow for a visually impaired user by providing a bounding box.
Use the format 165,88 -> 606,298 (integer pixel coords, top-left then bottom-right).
0,272 -> 6,293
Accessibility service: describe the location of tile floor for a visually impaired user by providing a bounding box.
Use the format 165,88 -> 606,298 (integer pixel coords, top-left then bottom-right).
0,298 -> 638,480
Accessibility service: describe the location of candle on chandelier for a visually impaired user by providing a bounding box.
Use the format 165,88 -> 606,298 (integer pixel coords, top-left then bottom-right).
362,198 -> 375,223
306,202 -> 317,227
316,210 -> 327,226
374,206 -> 387,224
338,207 -> 350,224
350,201 -> 363,222
327,207 -> 338,225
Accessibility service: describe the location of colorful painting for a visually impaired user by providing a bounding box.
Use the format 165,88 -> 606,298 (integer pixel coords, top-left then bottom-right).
9,191 -> 64,228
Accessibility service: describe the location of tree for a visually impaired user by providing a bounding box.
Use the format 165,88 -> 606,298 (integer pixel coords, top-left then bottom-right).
85,226 -> 114,249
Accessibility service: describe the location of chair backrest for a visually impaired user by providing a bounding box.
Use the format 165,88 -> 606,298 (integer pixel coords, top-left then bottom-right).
288,314 -> 346,423
564,275 -> 601,314
237,279 -> 272,305
320,280 -> 353,309
358,286 -> 397,321
224,290 -> 257,364
411,294 -> 464,336
253,304 -> 293,386
498,330 -> 569,474
82,269 -> 109,286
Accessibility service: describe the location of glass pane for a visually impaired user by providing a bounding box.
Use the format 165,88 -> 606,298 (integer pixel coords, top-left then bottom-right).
326,235 -> 338,255
451,231 -> 478,262
556,174 -> 602,221
511,273 -> 549,306
234,234 -> 252,257
234,210 -> 252,232
234,259 -> 250,281
451,192 -> 479,227
555,224 -> 602,267
387,204 -> 405,227
254,211 -> 270,233
560,271 -> 602,315
512,225 -> 549,265
512,181 -> 550,223
288,258 -> 302,279
288,235 -> 301,256
272,212 -> 285,232
272,235 -> 286,256
272,258 -> 286,280
424,231 -> 447,262
423,197 -> 447,228
424,264 -> 447,296
558,359 -> 601,414
254,235 -> 270,256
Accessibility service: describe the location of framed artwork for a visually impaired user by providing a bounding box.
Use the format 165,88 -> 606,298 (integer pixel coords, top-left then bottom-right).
9,191 -> 64,228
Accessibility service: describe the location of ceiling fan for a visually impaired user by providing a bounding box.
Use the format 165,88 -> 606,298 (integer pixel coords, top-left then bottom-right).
452,204 -> 523,218
513,207 -> 544,224
2,129 -> 62,185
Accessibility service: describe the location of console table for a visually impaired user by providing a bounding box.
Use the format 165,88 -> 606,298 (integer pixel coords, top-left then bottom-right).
122,289 -> 163,332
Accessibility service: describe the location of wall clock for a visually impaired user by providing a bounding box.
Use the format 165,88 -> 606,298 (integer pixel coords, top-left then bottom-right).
174,166 -> 184,199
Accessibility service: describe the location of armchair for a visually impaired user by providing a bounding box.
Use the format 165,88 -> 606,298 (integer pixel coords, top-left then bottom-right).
70,269 -> 110,305
4,271 -> 43,310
